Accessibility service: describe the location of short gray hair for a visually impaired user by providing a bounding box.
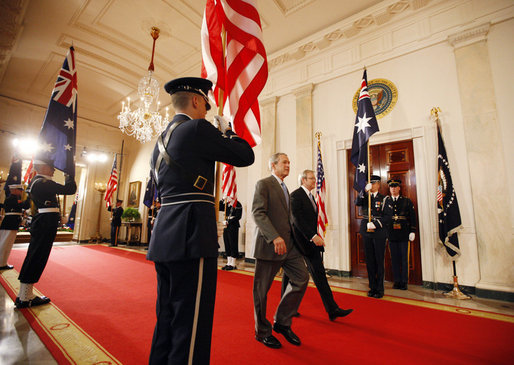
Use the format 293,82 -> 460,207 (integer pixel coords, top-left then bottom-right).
268,152 -> 287,171
298,169 -> 314,186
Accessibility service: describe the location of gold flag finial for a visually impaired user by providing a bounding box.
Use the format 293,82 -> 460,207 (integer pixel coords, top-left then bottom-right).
314,131 -> 322,142
430,107 -> 441,118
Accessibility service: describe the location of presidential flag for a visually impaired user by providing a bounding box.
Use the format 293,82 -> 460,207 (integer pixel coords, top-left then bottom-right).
3,155 -> 22,195
201,0 -> 268,147
143,172 -> 158,208
437,123 -> 462,258
316,141 -> 328,237
104,155 -> 118,208
221,163 -> 237,205
37,46 -> 77,176
350,70 -> 379,192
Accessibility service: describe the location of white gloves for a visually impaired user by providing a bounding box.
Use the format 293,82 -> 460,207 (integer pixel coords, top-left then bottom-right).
213,115 -> 231,133
367,222 -> 376,230
217,221 -> 226,238
409,232 -> 415,241
365,183 -> 372,192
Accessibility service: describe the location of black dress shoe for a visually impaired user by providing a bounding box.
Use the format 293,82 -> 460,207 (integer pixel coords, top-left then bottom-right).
373,292 -> 384,299
255,334 -> 281,349
292,312 -> 300,317
273,323 -> 301,346
329,307 -> 353,321
225,265 -> 236,271
367,290 -> 376,297
393,282 -> 401,289
0,264 -> 14,270
400,283 -> 408,290
15,296 -> 51,309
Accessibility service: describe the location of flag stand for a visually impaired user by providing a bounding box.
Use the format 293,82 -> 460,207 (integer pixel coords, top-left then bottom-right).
444,261 -> 471,300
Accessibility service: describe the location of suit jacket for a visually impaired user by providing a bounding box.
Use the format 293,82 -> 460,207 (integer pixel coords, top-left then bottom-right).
147,114 -> 254,262
290,187 -> 323,256
251,175 -> 294,261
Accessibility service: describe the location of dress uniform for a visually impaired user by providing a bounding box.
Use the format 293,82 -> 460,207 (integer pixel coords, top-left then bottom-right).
16,158 -> 76,308
147,77 -> 254,365
108,200 -> 123,246
0,185 -> 30,270
355,175 -> 392,298
385,179 -> 417,290
219,199 -> 242,270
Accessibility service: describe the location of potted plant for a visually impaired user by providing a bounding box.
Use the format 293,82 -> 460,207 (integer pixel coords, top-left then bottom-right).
121,207 -> 141,222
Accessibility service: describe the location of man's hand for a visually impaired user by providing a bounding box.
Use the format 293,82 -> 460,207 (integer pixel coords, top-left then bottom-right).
213,115 -> 231,133
312,235 -> 325,247
273,236 -> 287,255
409,232 -> 415,242
364,183 -> 372,192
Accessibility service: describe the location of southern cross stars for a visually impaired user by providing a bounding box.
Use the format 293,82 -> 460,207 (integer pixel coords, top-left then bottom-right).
355,112 -> 372,134
64,144 -> 72,151
64,118 -> 74,129
357,163 -> 366,173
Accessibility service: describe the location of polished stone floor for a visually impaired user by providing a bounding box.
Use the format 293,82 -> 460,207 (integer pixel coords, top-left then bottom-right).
1,242 -> 513,364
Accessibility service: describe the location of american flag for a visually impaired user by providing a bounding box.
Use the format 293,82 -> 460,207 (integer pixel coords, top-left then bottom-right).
37,46 -> 77,176
201,0 -> 268,147
350,69 -> 379,192
316,141 -> 328,237
23,159 -> 34,183
104,154 -> 118,208
221,163 -> 237,205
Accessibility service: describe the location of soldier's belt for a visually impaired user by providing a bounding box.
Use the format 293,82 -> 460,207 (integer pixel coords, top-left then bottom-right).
38,207 -> 60,213
4,212 -> 23,216
362,215 -> 380,220
392,215 -> 407,220
161,193 -> 215,206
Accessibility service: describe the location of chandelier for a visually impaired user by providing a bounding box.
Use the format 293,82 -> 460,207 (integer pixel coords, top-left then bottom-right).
118,27 -> 169,143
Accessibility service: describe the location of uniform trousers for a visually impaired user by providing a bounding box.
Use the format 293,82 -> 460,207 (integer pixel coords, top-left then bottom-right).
389,240 -> 409,284
363,236 -> 386,294
110,225 -> 120,245
253,246 -> 308,337
282,250 -> 338,315
222,223 -> 239,258
0,230 -> 17,266
18,213 -> 58,284
149,257 -> 217,365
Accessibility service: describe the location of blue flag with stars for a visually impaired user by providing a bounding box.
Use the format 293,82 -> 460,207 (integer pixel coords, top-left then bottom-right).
38,46 -> 77,176
350,70 -> 379,192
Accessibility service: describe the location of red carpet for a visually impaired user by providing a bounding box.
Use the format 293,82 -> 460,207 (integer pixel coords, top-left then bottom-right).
1,244 -> 513,364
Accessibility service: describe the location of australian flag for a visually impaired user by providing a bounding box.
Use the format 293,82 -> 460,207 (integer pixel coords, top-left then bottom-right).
37,46 -> 77,177
437,123 -> 462,258
350,70 -> 379,192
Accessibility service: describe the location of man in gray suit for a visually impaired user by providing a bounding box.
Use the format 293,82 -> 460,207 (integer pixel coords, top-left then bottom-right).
252,153 -> 309,349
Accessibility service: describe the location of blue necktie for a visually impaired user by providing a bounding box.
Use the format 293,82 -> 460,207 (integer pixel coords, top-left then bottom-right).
281,182 -> 289,206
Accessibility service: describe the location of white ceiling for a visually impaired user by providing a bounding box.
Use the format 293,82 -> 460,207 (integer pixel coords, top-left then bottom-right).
0,0 -> 382,169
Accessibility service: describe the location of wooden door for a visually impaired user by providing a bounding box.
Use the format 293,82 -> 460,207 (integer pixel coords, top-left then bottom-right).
347,140 -> 422,285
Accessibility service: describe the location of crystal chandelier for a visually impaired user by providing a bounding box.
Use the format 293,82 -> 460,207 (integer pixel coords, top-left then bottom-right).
118,27 -> 169,143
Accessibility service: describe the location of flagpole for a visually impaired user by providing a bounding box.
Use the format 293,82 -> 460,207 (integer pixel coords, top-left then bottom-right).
116,140 -> 124,203
431,107 -> 470,300
214,26 -> 227,222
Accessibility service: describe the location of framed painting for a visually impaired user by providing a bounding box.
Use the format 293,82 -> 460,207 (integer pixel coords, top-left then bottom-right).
128,181 -> 141,207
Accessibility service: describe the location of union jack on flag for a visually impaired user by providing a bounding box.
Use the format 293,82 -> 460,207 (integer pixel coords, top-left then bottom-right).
37,46 -> 77,176
201,0 -> 268,147
316,141 -> 328,237
104,154 -> 118,208
221,163 -> 237,205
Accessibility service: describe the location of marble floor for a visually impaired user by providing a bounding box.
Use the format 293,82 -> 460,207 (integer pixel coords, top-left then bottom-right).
1,242 -> 513,364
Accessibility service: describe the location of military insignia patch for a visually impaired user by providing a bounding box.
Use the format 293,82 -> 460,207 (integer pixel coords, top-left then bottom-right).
353,78 -> 398,119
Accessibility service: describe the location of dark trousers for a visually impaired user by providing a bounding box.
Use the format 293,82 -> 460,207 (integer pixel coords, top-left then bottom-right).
363,236 -> 386,294
18,213 -> 58,284
149,257 -> 217,365
389,240 -> 409,284
222,223 -> 239,258
282,251 -> 338,315
110,225 -> 120,246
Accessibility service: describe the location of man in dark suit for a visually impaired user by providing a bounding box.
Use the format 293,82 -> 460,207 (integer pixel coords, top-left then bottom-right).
219,199 -> 242,270
355,175 -> 392,299
16,157 -> 76,308
385,179 -> 417,290
283,169 -> 353,320
146,77 -> 254,365
252,153 -> 309,349
108,199 -> 123,246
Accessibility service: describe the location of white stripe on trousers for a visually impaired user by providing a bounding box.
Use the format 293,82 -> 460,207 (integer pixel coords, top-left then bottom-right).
188,257 -> 204,365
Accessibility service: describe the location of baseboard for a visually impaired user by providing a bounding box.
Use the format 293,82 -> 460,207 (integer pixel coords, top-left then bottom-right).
423,281 -> 514,302
326,269 -> 351,278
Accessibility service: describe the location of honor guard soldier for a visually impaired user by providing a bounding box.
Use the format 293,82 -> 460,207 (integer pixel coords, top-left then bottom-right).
147,77 -> 254,365
386,179 -> 417,290
0,180 -> 30,270
15,157 -> 76,309
219,199 -> 242,270
355,175 -> 392,298
108,199 -> 124,246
